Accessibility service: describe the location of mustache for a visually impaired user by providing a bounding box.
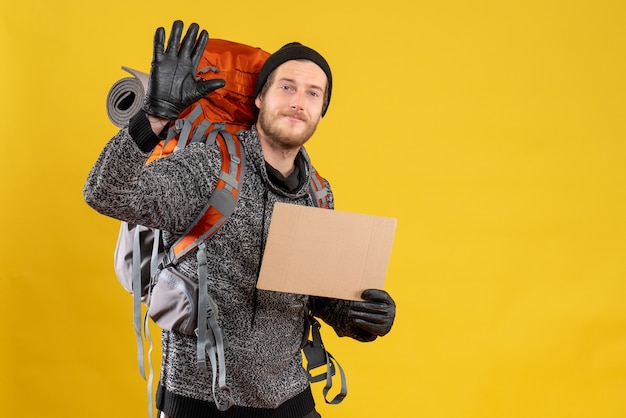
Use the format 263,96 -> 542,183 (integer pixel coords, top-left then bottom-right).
283,110 -> 307,121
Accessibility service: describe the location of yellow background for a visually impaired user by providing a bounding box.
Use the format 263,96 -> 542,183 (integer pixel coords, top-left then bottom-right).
1,0 -> 625,417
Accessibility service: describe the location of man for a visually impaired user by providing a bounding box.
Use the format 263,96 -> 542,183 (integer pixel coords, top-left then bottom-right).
84,20 -> 396,418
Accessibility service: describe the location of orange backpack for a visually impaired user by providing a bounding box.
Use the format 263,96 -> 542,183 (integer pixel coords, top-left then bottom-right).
111,39 -> 339,413
146,39 -> 270,164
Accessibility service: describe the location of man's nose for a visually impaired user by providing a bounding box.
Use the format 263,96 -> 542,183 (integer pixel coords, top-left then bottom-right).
290,91 -> 305,110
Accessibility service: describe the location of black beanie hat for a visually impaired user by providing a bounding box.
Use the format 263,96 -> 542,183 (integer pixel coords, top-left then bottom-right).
253,42 -> 332,117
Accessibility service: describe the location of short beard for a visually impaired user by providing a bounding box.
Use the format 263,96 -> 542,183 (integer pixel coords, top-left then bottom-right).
257,108 -> 318,151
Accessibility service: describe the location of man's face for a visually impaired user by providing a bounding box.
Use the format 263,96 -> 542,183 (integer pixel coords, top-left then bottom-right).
255,60 -> 327,151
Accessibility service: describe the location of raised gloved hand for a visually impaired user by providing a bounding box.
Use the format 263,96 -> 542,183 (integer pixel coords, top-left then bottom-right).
349,289 -> 396,338
143,20 -> 226,120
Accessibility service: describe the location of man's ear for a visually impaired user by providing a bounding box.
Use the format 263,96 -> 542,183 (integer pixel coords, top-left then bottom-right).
254,95 -> 262,109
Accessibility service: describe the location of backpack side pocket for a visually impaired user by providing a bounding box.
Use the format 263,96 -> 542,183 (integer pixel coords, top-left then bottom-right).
148,267 -> 198,335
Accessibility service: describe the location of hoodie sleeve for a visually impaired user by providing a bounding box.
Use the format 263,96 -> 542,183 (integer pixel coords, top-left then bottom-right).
83,114 -> 222,233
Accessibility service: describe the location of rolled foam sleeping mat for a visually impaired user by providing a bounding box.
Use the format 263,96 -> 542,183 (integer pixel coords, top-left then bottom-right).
106,66 -> 149,127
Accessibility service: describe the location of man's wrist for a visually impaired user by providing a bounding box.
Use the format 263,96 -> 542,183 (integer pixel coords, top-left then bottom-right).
129,112 -> 164,152
146,113 -> 170,134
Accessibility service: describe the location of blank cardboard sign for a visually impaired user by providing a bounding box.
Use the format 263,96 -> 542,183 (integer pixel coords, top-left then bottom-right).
256,202 -> 397,301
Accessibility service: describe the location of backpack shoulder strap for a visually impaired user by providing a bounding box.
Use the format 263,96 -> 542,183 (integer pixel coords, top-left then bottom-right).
302,166 -> 347,403
163,122 -> 246,266
303,317 -> 348,404
309,165 -> 330,209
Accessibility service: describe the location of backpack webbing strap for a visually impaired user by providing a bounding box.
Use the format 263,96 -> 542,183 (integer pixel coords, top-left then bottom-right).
132,226 -> 147,379
206,124 -> 241,190
132,227 -> 159,418
174,105 -> 204,152
150,229 -> 162,278
143,310 -> 156,418
157,105 -> 205,159
196,242 -> 232,411
321,351 -> 347,404
190,119 -> 212,144
303,318 -> 348,405
144,228 -> 162,418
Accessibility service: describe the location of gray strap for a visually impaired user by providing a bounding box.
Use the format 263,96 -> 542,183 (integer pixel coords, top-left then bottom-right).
158,122 -> 181,159
144,311 -> 155,418
132,226 -> 146,380
207,299 -> 231,411
150,229 -> 161,278
190,119 -> 212,144
204,126 -> 239,191
220,172 -> 238,190
205,122 -> 224,142
218,129 -> 240,190
175,105 -> 204,151
145,229 -> 161,418
305,318 -> 348,404
322,351 -> 347,405
198,66 -> 219,74
196,242 -> 209,368
196,242 -> 232,411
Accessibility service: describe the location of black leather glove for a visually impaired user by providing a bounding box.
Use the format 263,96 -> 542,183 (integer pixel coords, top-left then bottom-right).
349,289 -> 396,337
142,20 -> 226,120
